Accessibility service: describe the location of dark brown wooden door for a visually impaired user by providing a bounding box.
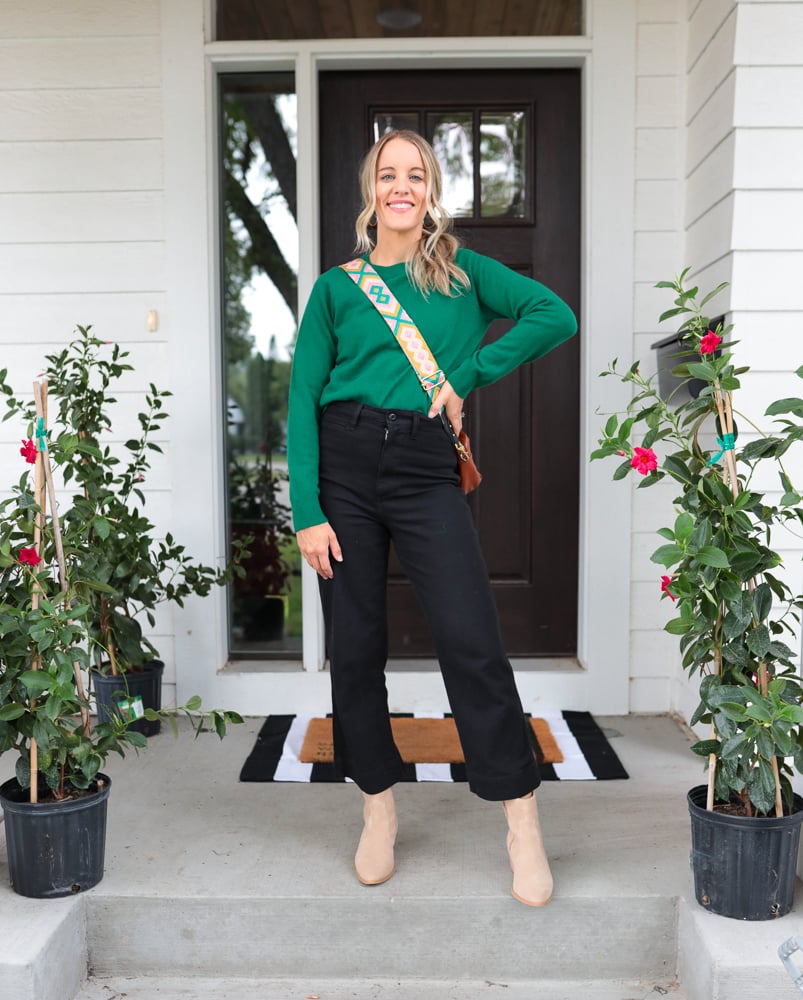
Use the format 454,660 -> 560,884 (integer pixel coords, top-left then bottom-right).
319,69 -> 580,657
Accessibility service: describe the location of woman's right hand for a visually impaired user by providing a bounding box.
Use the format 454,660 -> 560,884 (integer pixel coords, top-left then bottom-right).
296,522 -> 343,580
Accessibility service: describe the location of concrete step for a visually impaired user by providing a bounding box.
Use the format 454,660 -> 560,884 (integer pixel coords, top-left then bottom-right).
678,898 -> 803,1000
75,975 -> 688,1000
83,891 -> 678,982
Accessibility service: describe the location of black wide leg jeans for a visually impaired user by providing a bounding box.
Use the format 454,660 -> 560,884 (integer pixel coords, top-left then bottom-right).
317,401 -> 540,802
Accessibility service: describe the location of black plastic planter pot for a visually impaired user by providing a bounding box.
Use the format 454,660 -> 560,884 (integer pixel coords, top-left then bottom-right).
688,784 -> 803,920
92,659 -> 164,736
0,775 -> 112,898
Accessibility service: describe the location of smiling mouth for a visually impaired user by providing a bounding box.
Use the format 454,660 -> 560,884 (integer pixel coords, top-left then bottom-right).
387,202 -> 413,210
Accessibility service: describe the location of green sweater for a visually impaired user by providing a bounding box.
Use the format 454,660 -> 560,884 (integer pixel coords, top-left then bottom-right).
287,248 -> 577,530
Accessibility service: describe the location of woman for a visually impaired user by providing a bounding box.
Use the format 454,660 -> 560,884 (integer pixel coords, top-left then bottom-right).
287,130 -> 576,906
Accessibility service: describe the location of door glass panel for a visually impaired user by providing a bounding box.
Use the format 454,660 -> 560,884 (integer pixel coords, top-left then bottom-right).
372,111 -> 421,141
220,73 -> 302,658
480,110 -> 527,219
428,112 -> 474,218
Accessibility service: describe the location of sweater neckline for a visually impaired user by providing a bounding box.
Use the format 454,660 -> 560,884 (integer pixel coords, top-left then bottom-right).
366,255 -> 407,273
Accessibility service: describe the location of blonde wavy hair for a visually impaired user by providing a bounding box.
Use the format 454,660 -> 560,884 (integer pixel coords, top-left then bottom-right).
354,130 -> 470,297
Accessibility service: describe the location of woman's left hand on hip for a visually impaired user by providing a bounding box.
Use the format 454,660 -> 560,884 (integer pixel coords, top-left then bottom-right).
428,380 -> 464,435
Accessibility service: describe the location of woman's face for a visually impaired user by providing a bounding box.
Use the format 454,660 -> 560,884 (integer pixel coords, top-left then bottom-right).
373,138 -> 428,241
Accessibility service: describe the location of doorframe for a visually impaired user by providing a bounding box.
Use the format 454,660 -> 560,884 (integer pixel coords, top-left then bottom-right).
164,0 -> 635,715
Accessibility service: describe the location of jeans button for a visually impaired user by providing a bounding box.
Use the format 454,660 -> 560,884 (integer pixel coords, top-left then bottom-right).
388,413 -> 397,422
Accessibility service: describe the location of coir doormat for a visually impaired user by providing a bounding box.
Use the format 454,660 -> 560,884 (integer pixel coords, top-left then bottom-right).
239,711 -> 628,783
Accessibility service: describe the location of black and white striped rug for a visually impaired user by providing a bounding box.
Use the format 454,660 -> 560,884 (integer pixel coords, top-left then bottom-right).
239,711 -> 628,783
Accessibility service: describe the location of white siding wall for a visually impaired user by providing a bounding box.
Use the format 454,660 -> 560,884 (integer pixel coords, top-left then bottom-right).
0,0 -> 178,705
629,0 -> 687,712
729,0 -> 803,686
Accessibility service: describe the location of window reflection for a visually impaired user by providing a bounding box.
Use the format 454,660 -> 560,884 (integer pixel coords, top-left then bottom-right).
480,111 -> 527,218
372,112 -> 421,140
221,73 -> 302,657
429,113 -> 473,217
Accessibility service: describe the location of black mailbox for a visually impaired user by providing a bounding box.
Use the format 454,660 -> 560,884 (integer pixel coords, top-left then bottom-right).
651,316 -> 724,402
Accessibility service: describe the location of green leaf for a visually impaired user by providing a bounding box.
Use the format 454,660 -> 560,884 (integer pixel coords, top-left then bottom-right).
0,704 -> 26,721
674,512 -> 694,542
21,670 -> 52,694
662,455 -> 694,485
766,397 -> 803,416
690,739 -> 719,756
696,546 -> 729,568
665,617 -> 692,636
184,695 -> 202,712
752,583 -> 772,624
651,544 -> 683,567
612,459 -> 632,481
92,516 -> 111,540
604,414 -> 618,437
744,701 -> 773,724
746,624 -> 771,659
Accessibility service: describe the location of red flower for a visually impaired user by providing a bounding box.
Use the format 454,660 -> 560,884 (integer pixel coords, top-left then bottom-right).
699,330 -> 722,355
18,547 -> 41,566
660,575 -> 677,602
630,447 -> 658,475
20,439 -> 37,464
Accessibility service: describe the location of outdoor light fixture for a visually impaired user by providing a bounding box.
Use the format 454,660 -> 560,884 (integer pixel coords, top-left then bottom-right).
376,6 -> 422,30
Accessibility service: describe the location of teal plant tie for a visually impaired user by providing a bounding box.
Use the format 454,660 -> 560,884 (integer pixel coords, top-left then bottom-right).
707,432 -> 735,467
35,417 -> 48,452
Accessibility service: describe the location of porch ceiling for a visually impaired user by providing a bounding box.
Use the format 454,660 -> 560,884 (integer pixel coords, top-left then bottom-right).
217,0 -> 583,41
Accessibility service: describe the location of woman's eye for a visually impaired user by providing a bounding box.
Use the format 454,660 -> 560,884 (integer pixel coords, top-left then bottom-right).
380,173 -> 394,181
410,174 -> 423,182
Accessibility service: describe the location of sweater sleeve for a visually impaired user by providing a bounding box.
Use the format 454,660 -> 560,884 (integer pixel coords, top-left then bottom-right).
447,252 -> 577,398
287,275 -> 338,531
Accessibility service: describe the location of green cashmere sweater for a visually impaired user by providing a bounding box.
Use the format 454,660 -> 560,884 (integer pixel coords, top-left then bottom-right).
287,248 -> 577,531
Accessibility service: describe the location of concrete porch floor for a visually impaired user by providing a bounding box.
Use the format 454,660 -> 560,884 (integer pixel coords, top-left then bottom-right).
1,713 -> 802,1000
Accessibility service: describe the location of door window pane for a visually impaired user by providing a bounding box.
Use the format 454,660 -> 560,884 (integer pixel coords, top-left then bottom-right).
428,113 -> 474,218
220,73 -> 302,657
480,111 -> 527,218
372,112 -> 421,141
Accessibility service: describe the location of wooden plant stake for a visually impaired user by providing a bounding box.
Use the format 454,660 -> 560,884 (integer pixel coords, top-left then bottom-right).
32,381 -> 92,741
27,384 -> 49,804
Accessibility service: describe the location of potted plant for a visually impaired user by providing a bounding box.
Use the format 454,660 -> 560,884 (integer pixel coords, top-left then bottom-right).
0,327 -> 246,735
0,380 -> 242,898
592,269 -> 803,920
228,444 -> 294,642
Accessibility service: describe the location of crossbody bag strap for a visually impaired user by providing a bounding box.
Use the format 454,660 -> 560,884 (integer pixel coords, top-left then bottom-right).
340,258 -> 447,403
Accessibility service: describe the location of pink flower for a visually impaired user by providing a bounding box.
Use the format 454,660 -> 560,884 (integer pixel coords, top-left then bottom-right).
18,547 -> 41,566
699,330 -> 722,355
20,439 -> 37,464
630,447 -> 658,475
660,575 -> 677,602
617,449 -> 626,456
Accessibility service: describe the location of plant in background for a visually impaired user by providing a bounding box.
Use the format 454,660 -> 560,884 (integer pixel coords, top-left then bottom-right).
0,327 -> 248,677
228,444 -> 294,599
592,269 -> 803,818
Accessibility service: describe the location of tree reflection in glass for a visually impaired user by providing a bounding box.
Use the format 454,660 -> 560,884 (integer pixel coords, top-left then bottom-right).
430,114 -> 474,218
480,111 -> 526,218
221,74 -> 302,656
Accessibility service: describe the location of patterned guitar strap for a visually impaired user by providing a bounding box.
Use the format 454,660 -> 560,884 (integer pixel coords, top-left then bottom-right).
339,257 -> 470,462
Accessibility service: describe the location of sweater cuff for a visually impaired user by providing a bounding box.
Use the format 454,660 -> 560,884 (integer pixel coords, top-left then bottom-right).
448,360 -> 477,399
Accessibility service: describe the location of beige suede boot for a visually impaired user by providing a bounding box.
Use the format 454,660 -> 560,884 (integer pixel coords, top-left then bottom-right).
502,791 -> 553,906
354,787 -> 397,885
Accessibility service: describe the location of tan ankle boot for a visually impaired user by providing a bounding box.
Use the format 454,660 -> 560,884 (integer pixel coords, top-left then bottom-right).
502,792 -> 553,906
354,787 -> 397,885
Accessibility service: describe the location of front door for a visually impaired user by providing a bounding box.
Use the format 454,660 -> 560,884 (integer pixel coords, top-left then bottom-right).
319,69 -> 580,657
